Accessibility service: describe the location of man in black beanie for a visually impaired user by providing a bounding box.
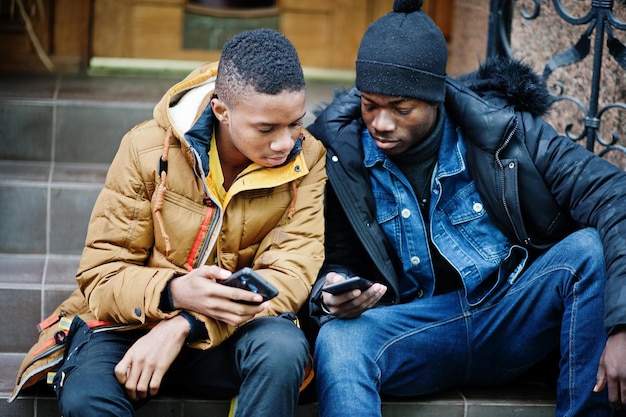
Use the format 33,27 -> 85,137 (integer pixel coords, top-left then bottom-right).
307,0 -> 626,416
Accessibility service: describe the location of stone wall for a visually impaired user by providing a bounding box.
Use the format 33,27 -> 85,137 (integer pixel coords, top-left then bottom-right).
448,0 -> 626,167
511,0 -> 626,167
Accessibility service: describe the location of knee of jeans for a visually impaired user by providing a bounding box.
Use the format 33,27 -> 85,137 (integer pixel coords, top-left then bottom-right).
314,319 -> 369,367
571,228 -> 601,249
59,386 -> 93,417
251,318 -> 309,367
59,380 -> 133,417
56,348 -> 133,417
567,228 -> 605,271
58,385 -> 81,415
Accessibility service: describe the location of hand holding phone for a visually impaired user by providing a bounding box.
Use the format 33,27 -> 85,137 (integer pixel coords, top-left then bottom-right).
322,276 -> 374,295
220,267 -> 279,305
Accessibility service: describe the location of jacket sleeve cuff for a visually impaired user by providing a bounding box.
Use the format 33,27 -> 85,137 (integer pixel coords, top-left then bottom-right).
159,275 -> 181,312
180,311 -> 209,344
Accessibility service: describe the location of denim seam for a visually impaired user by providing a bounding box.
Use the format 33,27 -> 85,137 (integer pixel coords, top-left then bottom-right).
373,313 -> 467,365
565,274 -> 581,417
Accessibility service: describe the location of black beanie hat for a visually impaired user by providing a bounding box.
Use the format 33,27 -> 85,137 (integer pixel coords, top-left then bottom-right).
356,0 -> 448,103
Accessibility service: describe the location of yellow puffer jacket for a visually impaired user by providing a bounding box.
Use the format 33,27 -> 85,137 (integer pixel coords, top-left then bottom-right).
10,62 -> 327,401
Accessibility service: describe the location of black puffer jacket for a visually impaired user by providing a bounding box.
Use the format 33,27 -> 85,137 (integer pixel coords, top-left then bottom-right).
308,57 -> 626,332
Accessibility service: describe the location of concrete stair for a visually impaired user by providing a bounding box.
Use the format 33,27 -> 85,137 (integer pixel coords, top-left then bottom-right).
0,70 -> 556,416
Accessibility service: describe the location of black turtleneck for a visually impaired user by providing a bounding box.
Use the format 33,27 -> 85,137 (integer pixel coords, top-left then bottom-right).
391,108 -> 442,215
390,107 -> 462,295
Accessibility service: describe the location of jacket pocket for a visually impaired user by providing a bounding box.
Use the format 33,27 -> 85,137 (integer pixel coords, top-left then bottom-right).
372,192 -> 403,254
441,183 -> 511,262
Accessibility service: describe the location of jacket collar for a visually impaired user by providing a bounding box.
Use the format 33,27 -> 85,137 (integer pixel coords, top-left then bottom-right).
444,78 -> 517,154
184,101 -> 215,174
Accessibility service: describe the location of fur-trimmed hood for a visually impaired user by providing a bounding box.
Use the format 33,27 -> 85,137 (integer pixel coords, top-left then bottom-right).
456,55 -> 554,117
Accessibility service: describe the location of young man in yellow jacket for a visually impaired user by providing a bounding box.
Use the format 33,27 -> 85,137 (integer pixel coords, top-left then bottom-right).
11,29 -> 326,417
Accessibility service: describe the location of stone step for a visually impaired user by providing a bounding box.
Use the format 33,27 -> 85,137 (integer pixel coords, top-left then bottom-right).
0,349 -> 556,417
0,72 -> 169,164
0,71 -> 349,164
0,160 -> 107,256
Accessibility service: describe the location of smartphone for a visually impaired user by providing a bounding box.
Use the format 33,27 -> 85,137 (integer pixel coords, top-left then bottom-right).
220,267 -> 279,305
322,276 -> 374,295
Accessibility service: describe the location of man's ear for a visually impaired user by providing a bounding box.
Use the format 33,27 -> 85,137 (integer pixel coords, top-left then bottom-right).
211,98 -> 229,124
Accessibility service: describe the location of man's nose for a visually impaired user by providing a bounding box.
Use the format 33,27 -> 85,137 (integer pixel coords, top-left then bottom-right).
371,110 -> 394,132
270,130 -> 294,152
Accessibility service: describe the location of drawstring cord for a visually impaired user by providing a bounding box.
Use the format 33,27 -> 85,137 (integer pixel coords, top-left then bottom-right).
286,132 -> 304,220
154,127 -> 172,254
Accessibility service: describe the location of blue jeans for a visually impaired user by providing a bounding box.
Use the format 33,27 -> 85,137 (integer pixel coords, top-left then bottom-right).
54,314 -> 309,417
314,228 -> 612,417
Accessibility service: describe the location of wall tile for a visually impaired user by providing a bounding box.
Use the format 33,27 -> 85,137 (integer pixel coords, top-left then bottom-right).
43,288 -> 75,320
57,74 -> 175,103
0,184 -> 47,254
0,161 -> 51,183
52,162 -> 109,185
0,398 -> 35,417
48,186 -> 100,254
55,104 -> 152,163
0,73 -> 58,100
0,289 -> 40,352
0,353 -> 25,394
136,399 -> 181,417
0,104 -> 53,161
45,256 -> 81,286
0,255 -> 44,285
180,399 -> 231,417
32,397 -> 60,416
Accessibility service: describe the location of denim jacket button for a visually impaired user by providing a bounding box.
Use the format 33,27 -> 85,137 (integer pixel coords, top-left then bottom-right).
473,202 -> 483,213
410,256 -> 421,265
417,289 -> 424,298
401,208 -> 411,218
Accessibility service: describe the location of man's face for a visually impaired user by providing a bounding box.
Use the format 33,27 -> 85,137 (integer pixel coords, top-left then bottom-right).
360,91 -> 439,156
213,89 -> 306,167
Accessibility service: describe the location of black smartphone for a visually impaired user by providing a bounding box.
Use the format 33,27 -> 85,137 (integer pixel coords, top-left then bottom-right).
322,276 -> 374,295
220,267 -> 279,305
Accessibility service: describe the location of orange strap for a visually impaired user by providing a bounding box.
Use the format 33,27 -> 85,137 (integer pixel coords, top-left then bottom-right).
300,354 -> 315,392
32,317 -> 112,357
186,203 -> 215,271
37,312 -> 62,332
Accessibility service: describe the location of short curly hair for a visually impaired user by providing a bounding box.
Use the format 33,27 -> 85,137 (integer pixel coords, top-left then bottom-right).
215,29 -> 305,107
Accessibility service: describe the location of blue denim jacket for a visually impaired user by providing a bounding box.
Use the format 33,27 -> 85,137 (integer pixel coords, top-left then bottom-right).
362,114 -> 528,305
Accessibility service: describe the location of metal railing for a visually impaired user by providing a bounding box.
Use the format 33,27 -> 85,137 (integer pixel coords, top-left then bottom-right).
487,0 -> 626,161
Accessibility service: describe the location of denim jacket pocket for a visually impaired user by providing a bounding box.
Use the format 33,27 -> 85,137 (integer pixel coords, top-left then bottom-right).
373,192 -> 398,224
373,191 -> 401,235
440,183 -> 511,262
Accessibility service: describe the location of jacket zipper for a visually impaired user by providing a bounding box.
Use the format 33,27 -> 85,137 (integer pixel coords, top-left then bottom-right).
494,118 -> 530,245
189,146 -> 222,268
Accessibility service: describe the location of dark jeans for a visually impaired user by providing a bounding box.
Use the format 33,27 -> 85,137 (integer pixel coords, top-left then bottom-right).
314,228 -> 612,417
54,314 -> 309,417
